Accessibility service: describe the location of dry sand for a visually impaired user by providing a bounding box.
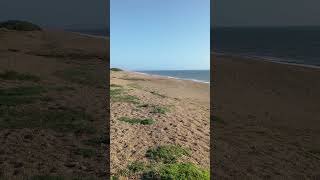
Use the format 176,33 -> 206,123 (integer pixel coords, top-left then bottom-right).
110,71 -> 210,177
0,29 -> 108,179
212,54 -> 320,179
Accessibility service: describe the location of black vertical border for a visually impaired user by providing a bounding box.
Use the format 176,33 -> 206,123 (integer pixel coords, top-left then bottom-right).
106,0 -> 111,178
210,0 -> 215,179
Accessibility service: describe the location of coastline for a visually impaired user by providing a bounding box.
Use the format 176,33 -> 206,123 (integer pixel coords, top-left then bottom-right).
211,51 -> 320,69
129,70 -> 210,84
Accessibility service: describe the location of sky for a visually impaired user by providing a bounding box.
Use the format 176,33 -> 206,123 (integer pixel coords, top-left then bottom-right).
111,0 -> 210,70
0,0 -> 108,29
213,0 -> 320,27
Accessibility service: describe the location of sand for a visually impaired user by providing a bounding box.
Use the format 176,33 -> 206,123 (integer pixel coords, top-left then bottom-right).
0,29 -> 108,179
110,71 -> 210,177
212,54 -> 320,179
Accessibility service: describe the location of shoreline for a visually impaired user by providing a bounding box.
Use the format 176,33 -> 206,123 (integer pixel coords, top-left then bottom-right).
128,70 -> 210,84
68,31 -> 108,39
211,51 -> 320,69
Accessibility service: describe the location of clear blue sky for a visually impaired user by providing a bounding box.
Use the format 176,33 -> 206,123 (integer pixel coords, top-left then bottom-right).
111,0 -> 210,70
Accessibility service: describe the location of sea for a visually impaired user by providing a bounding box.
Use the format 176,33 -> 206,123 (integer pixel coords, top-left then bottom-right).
212,27 -> 320,67
136,70 -> 210,84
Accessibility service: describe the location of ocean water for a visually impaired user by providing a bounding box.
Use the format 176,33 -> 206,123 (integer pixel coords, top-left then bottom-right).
212,27 -> 320,66
136,70 -> 210,83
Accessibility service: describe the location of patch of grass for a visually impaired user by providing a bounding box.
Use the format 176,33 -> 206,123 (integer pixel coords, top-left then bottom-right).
0,70 -> 40,82
146,145 -> 191,163
118,117 -> 155,125
0,107 -> 96,134
142,163 -> 209,180
74,148 -> 95,158
110,87 -> 140,104
118,162 -> 146,177
110,88 -> 123,97
82,136 -> 109,146
127,83 -> 142,89
150,106 -> 170,114
0,86 -> 44,106
110,68 -> 123,71
0,20 -> 42,31
150,91 -> 166,98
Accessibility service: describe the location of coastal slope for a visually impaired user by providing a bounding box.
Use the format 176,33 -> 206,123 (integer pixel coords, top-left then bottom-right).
110,71 -> 210,178
0,29 -> 108,179
212,54 -> 320,179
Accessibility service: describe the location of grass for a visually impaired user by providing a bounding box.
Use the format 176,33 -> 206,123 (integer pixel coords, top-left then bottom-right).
141,163 -> 210,180
118,117 -> 155,125
127,83 -> 142,89
0,107 -> 96,134
117,162 -> 146,177
146,145 -> 190,163
110,68 -> 123,71
0,70 -> 40,82
115,162 -> 209,180
110,87 -> 140,104
0,20 -> 42,31
0,86 -> 45,106
74,148 -> 96,158
150,106 -> 170,114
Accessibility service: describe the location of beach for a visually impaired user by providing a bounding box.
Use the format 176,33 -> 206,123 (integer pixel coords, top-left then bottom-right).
212,54 -> 320,178
0,29 -> 108,178
110,70 -> 210,178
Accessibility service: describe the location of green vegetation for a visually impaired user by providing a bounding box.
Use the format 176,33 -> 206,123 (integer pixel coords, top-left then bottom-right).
150,106 -> 170,114
0,20 -> 42,31
0,107 -> 95,134
110,68 -> 123,72
142,163 -> 210,180
146,145 -> 190,163
0,70 -> 40,82
74,148 -> 96,158
114,145 -> 209,179
127,83 -> 142,89
0,86 -> 44,106
110,87 -> 140,104
118,117 -> 155,125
